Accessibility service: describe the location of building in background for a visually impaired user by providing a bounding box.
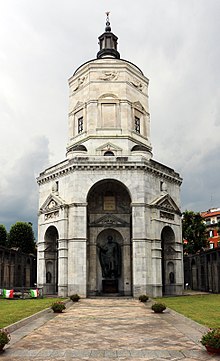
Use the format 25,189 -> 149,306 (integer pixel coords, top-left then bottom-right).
37,15 -> 183,298
201,208 -> 220,248
184,247 -> 220,293
0,245 -> 36,289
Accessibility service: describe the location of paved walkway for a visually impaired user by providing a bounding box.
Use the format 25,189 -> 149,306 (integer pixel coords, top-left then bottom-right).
1,298 -> 219,360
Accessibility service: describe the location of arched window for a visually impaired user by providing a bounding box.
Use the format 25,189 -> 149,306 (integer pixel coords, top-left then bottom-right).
104,151 -> 114,156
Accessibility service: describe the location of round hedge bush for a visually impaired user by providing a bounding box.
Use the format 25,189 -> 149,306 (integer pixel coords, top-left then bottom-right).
51,301 -> 66,313
70,294 -> 80,302
151,302 -> 166,313
138,294 -> 149,302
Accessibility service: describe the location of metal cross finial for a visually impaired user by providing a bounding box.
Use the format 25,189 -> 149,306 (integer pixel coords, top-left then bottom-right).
105,11 -> 111,31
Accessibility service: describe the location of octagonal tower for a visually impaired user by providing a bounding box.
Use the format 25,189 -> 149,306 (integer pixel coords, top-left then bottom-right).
37,15 -> 183,298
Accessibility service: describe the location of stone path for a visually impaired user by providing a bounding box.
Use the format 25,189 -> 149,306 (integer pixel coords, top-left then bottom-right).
1,298 -> 219,360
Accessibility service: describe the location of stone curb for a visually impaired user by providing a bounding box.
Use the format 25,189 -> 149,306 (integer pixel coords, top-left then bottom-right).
4,299 -> 72,333
167,307 -> 209,333
145,300 -> 209,333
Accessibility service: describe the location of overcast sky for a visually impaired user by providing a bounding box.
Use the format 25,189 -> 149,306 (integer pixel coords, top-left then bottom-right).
0,0 -> 220,236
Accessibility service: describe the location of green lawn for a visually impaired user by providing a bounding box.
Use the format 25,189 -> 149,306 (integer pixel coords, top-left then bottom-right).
0,298 -> 67,328
1,295 -> 220,330
155,294 -> 220,328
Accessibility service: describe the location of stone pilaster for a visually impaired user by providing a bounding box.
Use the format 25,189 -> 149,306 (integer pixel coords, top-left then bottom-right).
68,203 -> 87,296
37,240 -> 46,289
132,203 -> 148,296
58,239 -> 68,296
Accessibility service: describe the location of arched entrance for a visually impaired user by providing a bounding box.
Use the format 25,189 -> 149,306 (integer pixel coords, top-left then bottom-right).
44,226 -> 59,294
87,179 -> 132,296
161,226 -> 176,295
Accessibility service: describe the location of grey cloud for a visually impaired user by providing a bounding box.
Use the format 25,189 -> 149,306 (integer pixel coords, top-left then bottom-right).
0,136 -> 50,234
0,0 -> 220,234
181,145 -> 220,211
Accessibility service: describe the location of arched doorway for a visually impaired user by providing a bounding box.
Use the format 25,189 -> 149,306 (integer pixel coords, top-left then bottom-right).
161,226 -> 176,295
87,179 -> 132,296
44,226 -> 59,294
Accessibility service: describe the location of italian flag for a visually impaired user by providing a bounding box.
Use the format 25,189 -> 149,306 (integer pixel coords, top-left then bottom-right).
30,289 -> 39,298
3,289 -> 14,298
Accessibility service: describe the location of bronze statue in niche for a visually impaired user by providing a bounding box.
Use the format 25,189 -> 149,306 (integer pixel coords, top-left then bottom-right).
98,236 -> 121,279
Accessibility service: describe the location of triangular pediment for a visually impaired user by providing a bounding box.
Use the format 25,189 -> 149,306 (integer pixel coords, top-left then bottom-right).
96,142 -> 122,152
133,101 -> 146,113
73,101 -> 84,111
90,214 -> 129,227
164,245 -> 176,255
39,194 -> 67,213
150,194 -> 181,214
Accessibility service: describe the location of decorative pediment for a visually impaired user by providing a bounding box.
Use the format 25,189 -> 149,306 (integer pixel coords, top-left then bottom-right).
150,194 -> 181,215
73,101 -> 84,111
133,101 -> 146,113
39,194 -> 67,214
96,142 -> 122,152
89,214 -> 129,228
164,245 -> 176,255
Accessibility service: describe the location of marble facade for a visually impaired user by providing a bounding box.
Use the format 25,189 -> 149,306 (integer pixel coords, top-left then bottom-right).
37,16 -> 183,297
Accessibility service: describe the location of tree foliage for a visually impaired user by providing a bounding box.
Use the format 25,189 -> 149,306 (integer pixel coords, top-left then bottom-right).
182,210 -> 208,254
0,224 -> 7,246
8,222 -> 36,254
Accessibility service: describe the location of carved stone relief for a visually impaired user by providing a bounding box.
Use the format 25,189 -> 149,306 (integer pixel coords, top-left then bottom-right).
90,214 -> 129,228
73,76 -> 86,91
129,78 -> 143,91
160,199 -> 176,211
45,211 -> 59,220
99,71 -> 118,81
160,211 -> 174,221
47,200 -> 58,210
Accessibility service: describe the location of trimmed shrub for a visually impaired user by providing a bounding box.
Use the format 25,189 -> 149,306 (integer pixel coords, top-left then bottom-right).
51,301 -> 66,313
70,294 -> 80,302
138,294 -> 149,302
151,302 -> 166,313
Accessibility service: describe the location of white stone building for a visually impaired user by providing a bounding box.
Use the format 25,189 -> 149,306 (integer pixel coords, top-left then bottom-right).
37,16 -> 183,298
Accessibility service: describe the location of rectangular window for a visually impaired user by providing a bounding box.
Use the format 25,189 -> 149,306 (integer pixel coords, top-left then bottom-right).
134,116 -> 140,133
209,230 -> 214,238
78,117 -> 83,133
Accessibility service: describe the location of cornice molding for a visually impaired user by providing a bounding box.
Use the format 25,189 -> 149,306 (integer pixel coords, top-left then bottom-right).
37,159 -> 182,186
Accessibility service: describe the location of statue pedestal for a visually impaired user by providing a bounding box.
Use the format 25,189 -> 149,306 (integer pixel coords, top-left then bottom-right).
102,279 -> 118,293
